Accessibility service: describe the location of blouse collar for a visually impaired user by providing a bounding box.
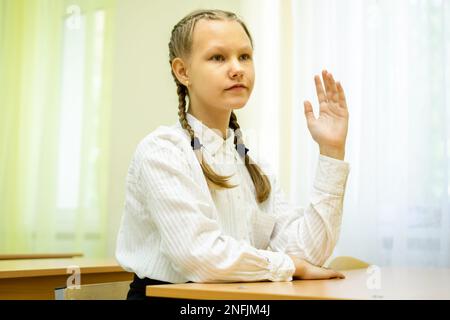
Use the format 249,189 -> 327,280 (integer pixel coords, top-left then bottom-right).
184,113 -> 236,157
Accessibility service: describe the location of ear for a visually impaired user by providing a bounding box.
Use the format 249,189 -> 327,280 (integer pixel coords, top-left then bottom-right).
171,57 -> 190,86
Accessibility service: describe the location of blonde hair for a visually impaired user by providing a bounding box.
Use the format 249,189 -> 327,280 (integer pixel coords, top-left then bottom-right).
168,9 -> 271,203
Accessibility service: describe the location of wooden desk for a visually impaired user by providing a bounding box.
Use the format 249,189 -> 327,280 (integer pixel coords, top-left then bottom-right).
147,267 -> 450,300
0,258 -> 133,300
0,253 -> 83,260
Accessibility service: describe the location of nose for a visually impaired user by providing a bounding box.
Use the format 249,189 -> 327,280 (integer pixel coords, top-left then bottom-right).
229,58 -> 244,79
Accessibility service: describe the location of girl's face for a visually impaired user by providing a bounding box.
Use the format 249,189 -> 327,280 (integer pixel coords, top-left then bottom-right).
185,19 -> 255,113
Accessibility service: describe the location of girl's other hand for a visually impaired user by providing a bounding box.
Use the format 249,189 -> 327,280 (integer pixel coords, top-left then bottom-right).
288,254 -> 345,280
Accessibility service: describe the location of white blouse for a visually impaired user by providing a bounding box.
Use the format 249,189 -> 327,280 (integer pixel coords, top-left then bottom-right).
115,113 -> 350,284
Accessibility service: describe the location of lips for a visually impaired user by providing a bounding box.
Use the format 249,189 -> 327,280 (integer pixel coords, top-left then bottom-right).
226,84 -> 246,90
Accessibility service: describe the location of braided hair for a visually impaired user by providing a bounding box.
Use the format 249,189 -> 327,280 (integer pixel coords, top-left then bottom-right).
168,9 -> 271,202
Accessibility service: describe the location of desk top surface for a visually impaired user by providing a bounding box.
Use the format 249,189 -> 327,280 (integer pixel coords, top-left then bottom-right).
147,267 -> 450,300
0,253 -> 83,260
0,258 -> 125,278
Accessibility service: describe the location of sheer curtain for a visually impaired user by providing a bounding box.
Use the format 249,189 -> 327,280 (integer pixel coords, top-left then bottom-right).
290,0 -> 450,267
0,0 -> 115,257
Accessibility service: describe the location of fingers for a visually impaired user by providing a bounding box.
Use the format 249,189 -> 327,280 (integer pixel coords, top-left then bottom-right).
311,71 -> 347,113
316,70 -> 340,104
314,75 -> 327,105
336,81 -> 348,109
322,70 -> 332,100
294,261 -> 346,280
323,268 -> 345,279
313,268 -> 346,280
332,271 -> 346,279
329,73 -> 339,103
324,70 -> 339,103
322,70 -> 336,103
321,266 -> 346,279
303,100 -> 316,124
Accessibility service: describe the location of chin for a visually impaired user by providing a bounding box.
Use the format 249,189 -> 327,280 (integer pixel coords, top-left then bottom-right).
231,104 -> 246,110
227,98 -> 249,110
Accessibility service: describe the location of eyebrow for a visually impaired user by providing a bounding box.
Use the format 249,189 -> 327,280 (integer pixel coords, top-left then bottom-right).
205,45 -> 253,53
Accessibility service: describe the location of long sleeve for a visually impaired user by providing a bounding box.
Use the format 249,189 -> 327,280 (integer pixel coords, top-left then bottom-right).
135,134 -> 295,283
268,154 -> 350,266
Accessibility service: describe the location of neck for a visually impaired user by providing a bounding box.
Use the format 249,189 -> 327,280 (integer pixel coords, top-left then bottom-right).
187,106 -> 231,140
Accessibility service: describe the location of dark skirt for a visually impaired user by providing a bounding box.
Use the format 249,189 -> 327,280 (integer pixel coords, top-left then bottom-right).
127,273 -> 174,300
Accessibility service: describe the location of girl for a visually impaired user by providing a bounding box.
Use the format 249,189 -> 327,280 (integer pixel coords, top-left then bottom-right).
116,9 -> 350,300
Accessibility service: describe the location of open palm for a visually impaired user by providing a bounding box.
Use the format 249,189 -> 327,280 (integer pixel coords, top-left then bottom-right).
304,70 -> 349,151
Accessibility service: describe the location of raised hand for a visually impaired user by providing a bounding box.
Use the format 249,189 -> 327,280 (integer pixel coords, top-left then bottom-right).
303,70 -> 349,160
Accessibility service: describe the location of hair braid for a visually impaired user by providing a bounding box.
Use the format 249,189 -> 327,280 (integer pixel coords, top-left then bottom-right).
175,80 -> 235,189
229,112 -> 271,202
176,82 -> 193,137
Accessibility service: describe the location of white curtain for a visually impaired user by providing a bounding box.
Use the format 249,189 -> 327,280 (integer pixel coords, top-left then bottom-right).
0,0 -> 115,257
290,0 -> 450,267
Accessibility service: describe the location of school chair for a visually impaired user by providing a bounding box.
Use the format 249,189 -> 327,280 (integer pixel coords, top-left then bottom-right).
55,280 -> 131,300
326,256 -> 370,271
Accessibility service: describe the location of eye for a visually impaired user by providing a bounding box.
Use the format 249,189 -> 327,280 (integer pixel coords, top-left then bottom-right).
240,54 -> 252,61
211,54 -> 225,62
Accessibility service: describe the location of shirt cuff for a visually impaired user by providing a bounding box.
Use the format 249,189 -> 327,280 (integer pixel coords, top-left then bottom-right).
258,250 -> 295,282
314,154 -> 350,196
